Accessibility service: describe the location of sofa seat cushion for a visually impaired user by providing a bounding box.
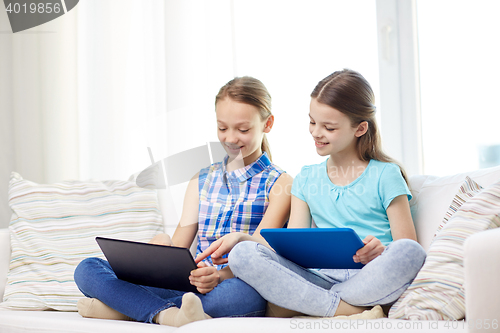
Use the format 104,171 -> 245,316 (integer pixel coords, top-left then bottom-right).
0,310 -> 469,333
174,317 -> 468,333
0,310 -> 173,333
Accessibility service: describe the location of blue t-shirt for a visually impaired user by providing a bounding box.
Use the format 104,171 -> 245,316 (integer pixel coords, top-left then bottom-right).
291,159 -> 411,245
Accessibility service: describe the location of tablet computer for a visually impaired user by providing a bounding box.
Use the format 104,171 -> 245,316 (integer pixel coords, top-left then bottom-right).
260,228 -> 365,269
96,237 -> 199,293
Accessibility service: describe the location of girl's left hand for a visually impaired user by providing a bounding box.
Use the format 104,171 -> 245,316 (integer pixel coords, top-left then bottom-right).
189,261 -> 220,294
353,235 -> 385,265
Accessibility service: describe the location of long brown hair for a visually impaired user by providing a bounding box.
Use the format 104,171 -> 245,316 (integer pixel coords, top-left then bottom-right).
311,69 -> 408,184
215,76 -> 273,161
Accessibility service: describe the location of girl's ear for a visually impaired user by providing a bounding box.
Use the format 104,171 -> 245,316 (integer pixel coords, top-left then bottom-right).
355,121 -> 368,138
263,115 -> 274,133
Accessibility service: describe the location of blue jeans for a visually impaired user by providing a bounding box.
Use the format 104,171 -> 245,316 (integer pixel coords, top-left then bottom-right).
74,258 -> 266,323
229,239 -> 426,317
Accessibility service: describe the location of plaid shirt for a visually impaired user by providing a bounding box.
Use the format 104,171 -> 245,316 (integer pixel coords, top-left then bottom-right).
197,152 -> 284,269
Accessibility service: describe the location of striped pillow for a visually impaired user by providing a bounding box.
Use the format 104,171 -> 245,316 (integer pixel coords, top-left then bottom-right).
433,176 -> 483,238
0,172 -> 163,311
389,179 -> 500,320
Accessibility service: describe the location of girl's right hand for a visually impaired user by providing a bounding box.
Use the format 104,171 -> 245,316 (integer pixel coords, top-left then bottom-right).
195,232 -> 246,265
353,235 -> 385,264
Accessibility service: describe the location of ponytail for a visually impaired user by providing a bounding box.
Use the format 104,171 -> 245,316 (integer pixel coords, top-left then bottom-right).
261,134 -> 272,162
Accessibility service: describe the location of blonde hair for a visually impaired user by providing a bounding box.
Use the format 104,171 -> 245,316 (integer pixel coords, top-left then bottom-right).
311,69 -> 408,184
215,76 -> 273,161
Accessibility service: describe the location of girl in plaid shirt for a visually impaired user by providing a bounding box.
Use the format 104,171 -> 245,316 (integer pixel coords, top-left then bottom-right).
75,77 -> 293,327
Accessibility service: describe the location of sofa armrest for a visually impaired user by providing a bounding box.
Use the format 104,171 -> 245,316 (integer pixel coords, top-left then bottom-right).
0,228 -> 10,300
464,228 -> 500,332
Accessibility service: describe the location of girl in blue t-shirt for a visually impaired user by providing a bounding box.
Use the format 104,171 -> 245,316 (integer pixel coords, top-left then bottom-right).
198,69 -> 426,318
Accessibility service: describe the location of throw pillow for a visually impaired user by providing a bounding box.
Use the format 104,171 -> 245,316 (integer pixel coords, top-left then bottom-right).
388,178 -> 500,320
0,172 -> 163,311
433,176 -> 483,238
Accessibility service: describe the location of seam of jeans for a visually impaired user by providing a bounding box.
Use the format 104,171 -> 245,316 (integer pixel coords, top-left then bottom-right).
134,285 -> 183,323
148,302 -> 178,324
325,291 -> 340,317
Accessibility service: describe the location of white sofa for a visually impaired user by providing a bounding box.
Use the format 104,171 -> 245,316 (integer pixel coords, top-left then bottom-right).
1,165 -> 500,333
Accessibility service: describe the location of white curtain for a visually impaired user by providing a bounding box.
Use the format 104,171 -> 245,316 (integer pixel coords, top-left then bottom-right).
0,0 -> 236,228
77,0 -> 168,181
1,0 -> 382,229
0,6 -> 79,228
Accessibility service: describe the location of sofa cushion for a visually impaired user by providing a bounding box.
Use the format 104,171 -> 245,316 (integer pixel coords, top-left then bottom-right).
408,164 -> 500,251
0,172 -> 163,311
433,176 -> 483,237
388,179 -> 500,320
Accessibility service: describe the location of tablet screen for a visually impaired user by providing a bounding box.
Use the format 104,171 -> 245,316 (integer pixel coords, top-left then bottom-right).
96,237 -> 199,293
260,228 -> 365,269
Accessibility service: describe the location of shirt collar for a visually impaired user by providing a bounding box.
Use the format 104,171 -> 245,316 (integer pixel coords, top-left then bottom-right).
221,152 -> 271,183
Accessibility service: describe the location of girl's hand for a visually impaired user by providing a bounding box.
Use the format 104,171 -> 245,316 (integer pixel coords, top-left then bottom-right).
353,235 -> 385,264
195,232 -> 246,265
189,261 -> 220,294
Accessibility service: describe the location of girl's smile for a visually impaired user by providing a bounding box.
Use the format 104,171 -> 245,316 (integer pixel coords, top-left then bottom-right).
314,140 -> 329,148
225,143 -> 244,154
